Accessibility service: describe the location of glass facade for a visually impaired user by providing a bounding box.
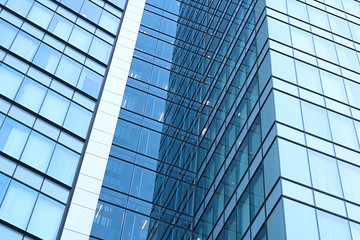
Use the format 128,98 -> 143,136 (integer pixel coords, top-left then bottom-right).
0,0 -> 125,239
2,0 -> 360,239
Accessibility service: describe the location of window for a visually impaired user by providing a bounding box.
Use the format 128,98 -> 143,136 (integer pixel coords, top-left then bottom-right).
40,91 -> 70,126
5,0 -> 33,16
10,32 -> 39,61
0,20 -> 18,48
0,181 -> 37,230
0,118 -> 30,159
0,64 -> 24,100
69,26 -> 93,53
80,1 -> 102,23
27,195 -> 64,240
15,78 -> 47,112
28,3 -> 53,29
99,11 -> 120,34
89,37 -> 112,63
48,15 -> 73,41
20,131 -> 55,172
338,161 -> 360,203
47,144 -> 80,186
33,44 -> 61,73
77,67 -> 103,98
55,56 -> 83,86
63,103 -> 92,138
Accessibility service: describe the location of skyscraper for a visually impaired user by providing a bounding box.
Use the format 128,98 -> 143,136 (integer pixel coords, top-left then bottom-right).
1,0 -> 360,240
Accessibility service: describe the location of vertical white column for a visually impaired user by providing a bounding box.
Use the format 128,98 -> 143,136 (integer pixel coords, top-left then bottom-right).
60,0 -> 146,239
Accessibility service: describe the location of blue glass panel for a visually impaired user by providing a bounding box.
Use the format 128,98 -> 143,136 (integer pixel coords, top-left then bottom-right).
99,11 -> 119,34
80,1 -> 102,23
130,166 -> 155,201
138,128 -> 161,159
91,201 -> 125,239
63,103 -> 92,138
77,67 -> 103,98
33,43 -> 61,73
10,32 -> 39,61
103,157 -> 133,193
0,174 -> 10,203
47,145 -> 79,186
0,19 -> 18,48
28,2 -> 53,29
39,91 -> 70,125
15,77 -> 47,112
0,224 -> 23,240
113,120 -> 141,151
0,181 -> 37,229
5,0 -> 32,16
121,211 -> 150,240
0,118 -> 30,159
55,56 -> 82,86
89,37 -> 112,63
69,26 -> 93,52
20,131 -> 55,172
48,14 -> 73,41
0,64 -> 24,100
122,87 -> 147,114
27,195 -> 64,240
60,0 -> 84,12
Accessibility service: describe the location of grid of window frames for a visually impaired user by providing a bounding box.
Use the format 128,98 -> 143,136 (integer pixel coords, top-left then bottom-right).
0,0 -> 125,239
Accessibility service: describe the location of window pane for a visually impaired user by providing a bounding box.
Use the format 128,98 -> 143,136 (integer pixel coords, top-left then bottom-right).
317,210 -> 351,240
20,132 -> 55,172
338,161 -> 360,203
55,56 -> 82,86
33,44 -> 61,73
5,0 -> 32,16
0,174 -> 10,203
121,211 -> 149,240
0,181 -> 37,229
0,118 -> 30,159
15,78 -> 47,112
28,3 -> 53,29
130,167 -> 155,201
0,19 -> 18,48
345,80 -> 360,107
80,1 -> 102,23
301,101 -> 331,140
103,157 -> 133,193
0,64 -> 24,100
60,0 -> 83,12
69,26 -> 92,52
77,67 -> 103,98
328,112 -> 359,150
308,150 -> 343,197
89,37 -> 112,63
10,32 -> 39,61
47,145 -> 80,186
40,91 -> 70,125
113,120 -> 141,151
27,195 -> 64,240
63,103 -> 92,137
0,224 -> 23,240
122,87 -> 146,114
48,15 -> 73,41
99,11 -> 119,34
320,70 -> 347,103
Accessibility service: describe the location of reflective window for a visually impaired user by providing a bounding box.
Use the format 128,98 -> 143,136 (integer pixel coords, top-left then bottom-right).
0,118 -> 30,159
345,80 -> 360,107
27,195 -> 64,240
33,43 -> 61,73
121,211 -> 149,240
55,56 -> 82,86
0,181 -> 37,229
338,161 -> 360,203
320,70 -> 347,103
69,26 -> 93,53
0,174 -> 10,203
40,91 -> 70,125
89,37 -> 112,63
10,32 -> 39,61
77,67 -> 103,98
103,157 -> 133,193
15,78 -> 47,112
28,3 -> 53,29
20,131 -> 55,172
99,11 -> 120,34
113,120 -> 141,151
80,1 -> 102,23
0,64 -> 24,100
47,144 -> 80,186
63,103 -> 92,137
0,20 -> 18,48
5,0 -> 33,16
130,166 -> 155,201
48,14 -> 73,41
295,61 -> 322,94
317,210 -> 351,240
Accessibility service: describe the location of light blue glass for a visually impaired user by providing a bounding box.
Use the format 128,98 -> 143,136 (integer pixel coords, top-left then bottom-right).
113,120 -> 141,151
0,174 -> 10,203
33,43 -> 61,73
10,32 -> 39,61
27,195 -> 64,240
5,0 -> 32,16
80,1 -> 102,23
15,77 -> 47,112
308,150 -> 343,197
55,56 -> 82,86
47,144 -> 79,186
20,131 -> 55,172
27,2 -> 53,29
99,11 -> 120,34
295,61 -> 322,93
39,91 -> 70,125
317,210 -> 351,240
338,161 -> 360,203
320,70 -> 347,103
0,224 -> 23,240
0,118 -> 30,159
122,87 -> 147,114
69,26 -> 93,53
0,64 -> 24,100
345,80 -> 360,107
301,101 -> 332,140
144,95 -> 165,121
138,128 -> 161,159
0,181 -> 37,229
89,37 -> 112,63
0,19 -> 18,48
103,157 -> 133,193
283,199 -> 319,240
48,14 -> 73,41
77,67 -> 103,98
63,103 -> 92,138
